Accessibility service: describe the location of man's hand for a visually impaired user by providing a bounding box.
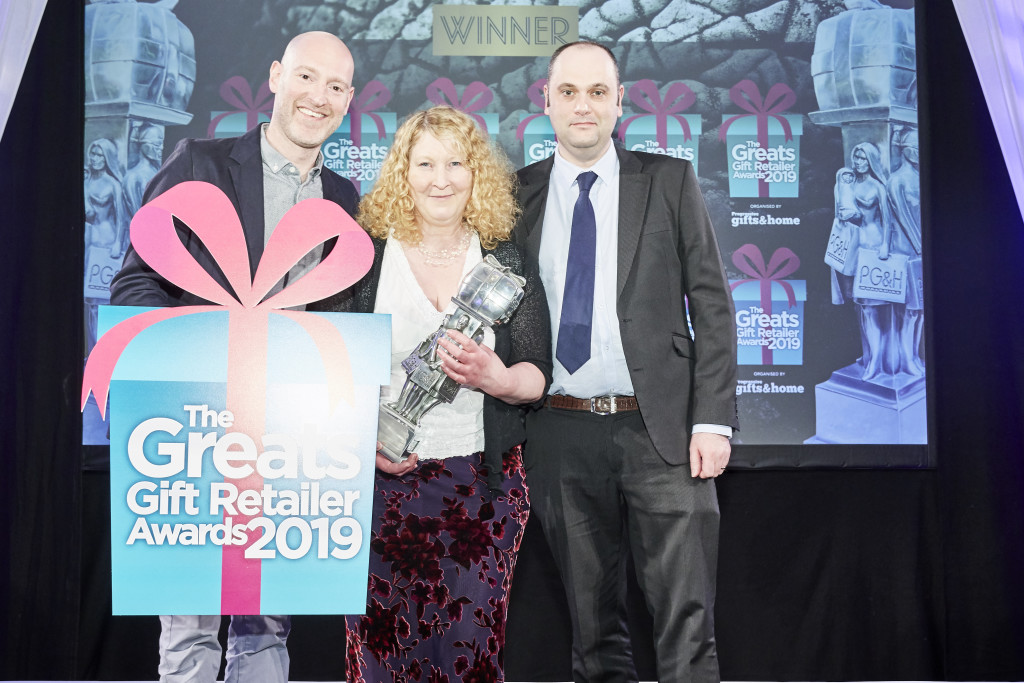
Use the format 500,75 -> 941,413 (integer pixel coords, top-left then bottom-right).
689,432 -> 731,479
375,443 -> 418,476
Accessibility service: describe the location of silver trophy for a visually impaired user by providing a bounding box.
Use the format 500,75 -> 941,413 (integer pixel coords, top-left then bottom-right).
377,254 -> 526,462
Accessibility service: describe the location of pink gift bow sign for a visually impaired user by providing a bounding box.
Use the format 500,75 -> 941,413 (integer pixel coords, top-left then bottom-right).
719,80 -> 797,197
618,79 -> 696,148
515,78 -> 549,142
82,181 -> 374,614
426,78 -> 494,131
207,76 -> 274,138
347,79 -> 391,148
729,244 -> 800,365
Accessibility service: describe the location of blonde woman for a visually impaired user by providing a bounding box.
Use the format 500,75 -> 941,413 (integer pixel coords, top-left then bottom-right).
321,106 -> 551,681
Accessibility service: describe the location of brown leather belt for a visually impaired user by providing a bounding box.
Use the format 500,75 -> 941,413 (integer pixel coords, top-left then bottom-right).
545,394 -> 639,415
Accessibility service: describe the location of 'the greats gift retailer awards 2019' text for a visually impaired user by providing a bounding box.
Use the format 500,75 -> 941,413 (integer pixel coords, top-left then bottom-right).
123,404 -> 364,561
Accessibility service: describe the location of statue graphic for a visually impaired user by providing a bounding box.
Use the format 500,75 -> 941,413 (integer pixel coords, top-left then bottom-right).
123,124 -> 164,217
829,142 -> 895,381
887,128 -> 924,376
809,0 -> 924,445
82,0 -> 195,445
84,138 -> 129,261
836,166 -> 858,225
844,0 -> 887,8
825,166 -> 860,276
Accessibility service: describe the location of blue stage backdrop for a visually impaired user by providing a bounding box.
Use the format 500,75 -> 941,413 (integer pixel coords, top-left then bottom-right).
82,0 -> 928,467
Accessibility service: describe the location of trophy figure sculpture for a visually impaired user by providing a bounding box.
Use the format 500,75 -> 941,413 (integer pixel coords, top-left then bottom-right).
377,254 -> 525,462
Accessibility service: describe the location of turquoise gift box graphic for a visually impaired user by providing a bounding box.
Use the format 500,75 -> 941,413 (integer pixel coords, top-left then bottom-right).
720,80 -> 803,199
517,78 -> 557,166
210,110 -> 271,138
208,77 -> 273,138
322,112 -> 397,188
619,80 -> 701,173
323,81 -> 397,193
426,77 -> 500,138
729,244 -> 805,366
621,115 -> 701,172
520,114 -> 557,165
82,181 -> 384,615
731,279 -> 806,365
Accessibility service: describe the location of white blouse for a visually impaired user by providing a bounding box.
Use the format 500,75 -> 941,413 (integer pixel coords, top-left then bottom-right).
374,235 -> 495,459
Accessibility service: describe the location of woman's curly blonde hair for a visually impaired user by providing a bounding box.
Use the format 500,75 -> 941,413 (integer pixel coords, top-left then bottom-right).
357,106 -> 520,250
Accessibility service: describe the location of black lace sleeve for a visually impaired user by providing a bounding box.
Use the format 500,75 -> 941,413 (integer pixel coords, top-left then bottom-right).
488,242 -> 553,397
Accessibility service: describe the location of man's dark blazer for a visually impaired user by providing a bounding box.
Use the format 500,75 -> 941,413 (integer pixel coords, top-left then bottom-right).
110,125 -> 360,307
515,146 -> 739,464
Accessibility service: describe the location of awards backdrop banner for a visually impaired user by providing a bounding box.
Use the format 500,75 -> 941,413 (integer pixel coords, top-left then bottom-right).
82,0 -> 927,466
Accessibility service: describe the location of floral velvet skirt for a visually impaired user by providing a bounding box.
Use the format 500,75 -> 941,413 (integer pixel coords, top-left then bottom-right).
345,447 -> 529,683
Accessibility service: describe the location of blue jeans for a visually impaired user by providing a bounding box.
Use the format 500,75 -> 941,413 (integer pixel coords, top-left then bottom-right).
158,614 -> 290,683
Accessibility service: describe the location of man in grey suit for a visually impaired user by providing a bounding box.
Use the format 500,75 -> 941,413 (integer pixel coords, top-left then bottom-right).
515,41 -> 739,682
110,31 -> 358,683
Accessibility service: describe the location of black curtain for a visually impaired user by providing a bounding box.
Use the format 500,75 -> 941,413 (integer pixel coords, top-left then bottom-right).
0,1 -> 85,679
922,1 -> 1024,677
3,1 -> 1024,680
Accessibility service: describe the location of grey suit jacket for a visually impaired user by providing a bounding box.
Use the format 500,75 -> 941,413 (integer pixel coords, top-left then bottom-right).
110,126 -> 360,307
515,146 -> 739,464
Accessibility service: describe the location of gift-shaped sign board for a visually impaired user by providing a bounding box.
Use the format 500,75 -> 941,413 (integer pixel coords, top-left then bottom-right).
83,182 -> 386,615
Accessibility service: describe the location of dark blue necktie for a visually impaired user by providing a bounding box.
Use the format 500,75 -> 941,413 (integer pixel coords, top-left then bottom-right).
556,171 -> 598,374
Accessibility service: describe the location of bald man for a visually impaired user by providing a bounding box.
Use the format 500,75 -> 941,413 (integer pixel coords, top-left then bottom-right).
110,32 -> 360,683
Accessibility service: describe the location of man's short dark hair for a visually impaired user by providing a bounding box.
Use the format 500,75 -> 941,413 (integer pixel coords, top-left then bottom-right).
547,40 -> 620,86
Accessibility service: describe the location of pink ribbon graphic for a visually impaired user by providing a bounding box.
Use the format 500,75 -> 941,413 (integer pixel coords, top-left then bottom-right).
730,244 -> 800,365
347,79 -> 391,149
207,76 -> 274,138
618,79 -> 696,148
82,181 -> 374,614
719,80 -> 797,197
426,78 -> 494,131
515,78 -> 549,141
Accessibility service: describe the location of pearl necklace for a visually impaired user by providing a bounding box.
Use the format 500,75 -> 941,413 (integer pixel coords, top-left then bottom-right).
415,229 -> 472,267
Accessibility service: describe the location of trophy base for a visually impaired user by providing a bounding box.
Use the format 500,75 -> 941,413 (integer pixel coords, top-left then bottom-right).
377,405 -> 419,463
805,362 -> 926,444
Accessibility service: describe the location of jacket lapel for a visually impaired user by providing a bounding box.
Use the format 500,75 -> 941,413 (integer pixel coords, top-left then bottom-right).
615,148 -> 650,299
229,128 -> 266,279
515,157 -> 554,261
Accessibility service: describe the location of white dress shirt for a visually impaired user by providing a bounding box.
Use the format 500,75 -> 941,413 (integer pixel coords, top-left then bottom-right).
374,235 -> 494,459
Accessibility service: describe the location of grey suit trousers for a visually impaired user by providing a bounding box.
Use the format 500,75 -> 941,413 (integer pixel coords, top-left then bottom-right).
525,406 -> 720,683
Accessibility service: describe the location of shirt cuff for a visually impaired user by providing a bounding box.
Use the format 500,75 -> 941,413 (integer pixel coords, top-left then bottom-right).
692,423 -> 733,438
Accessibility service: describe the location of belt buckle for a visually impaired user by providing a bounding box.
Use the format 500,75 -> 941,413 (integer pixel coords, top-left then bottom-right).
591,396 -> 615,415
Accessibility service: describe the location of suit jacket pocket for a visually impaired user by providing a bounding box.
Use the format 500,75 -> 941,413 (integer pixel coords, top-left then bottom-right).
672,333 -> 695,359
641,219 -> 672,235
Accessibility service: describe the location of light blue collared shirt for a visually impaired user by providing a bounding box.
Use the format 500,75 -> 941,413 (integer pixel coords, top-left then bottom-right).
538,143 -> 730,438
539,144 -> 632,397
259,124 -> 325,308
